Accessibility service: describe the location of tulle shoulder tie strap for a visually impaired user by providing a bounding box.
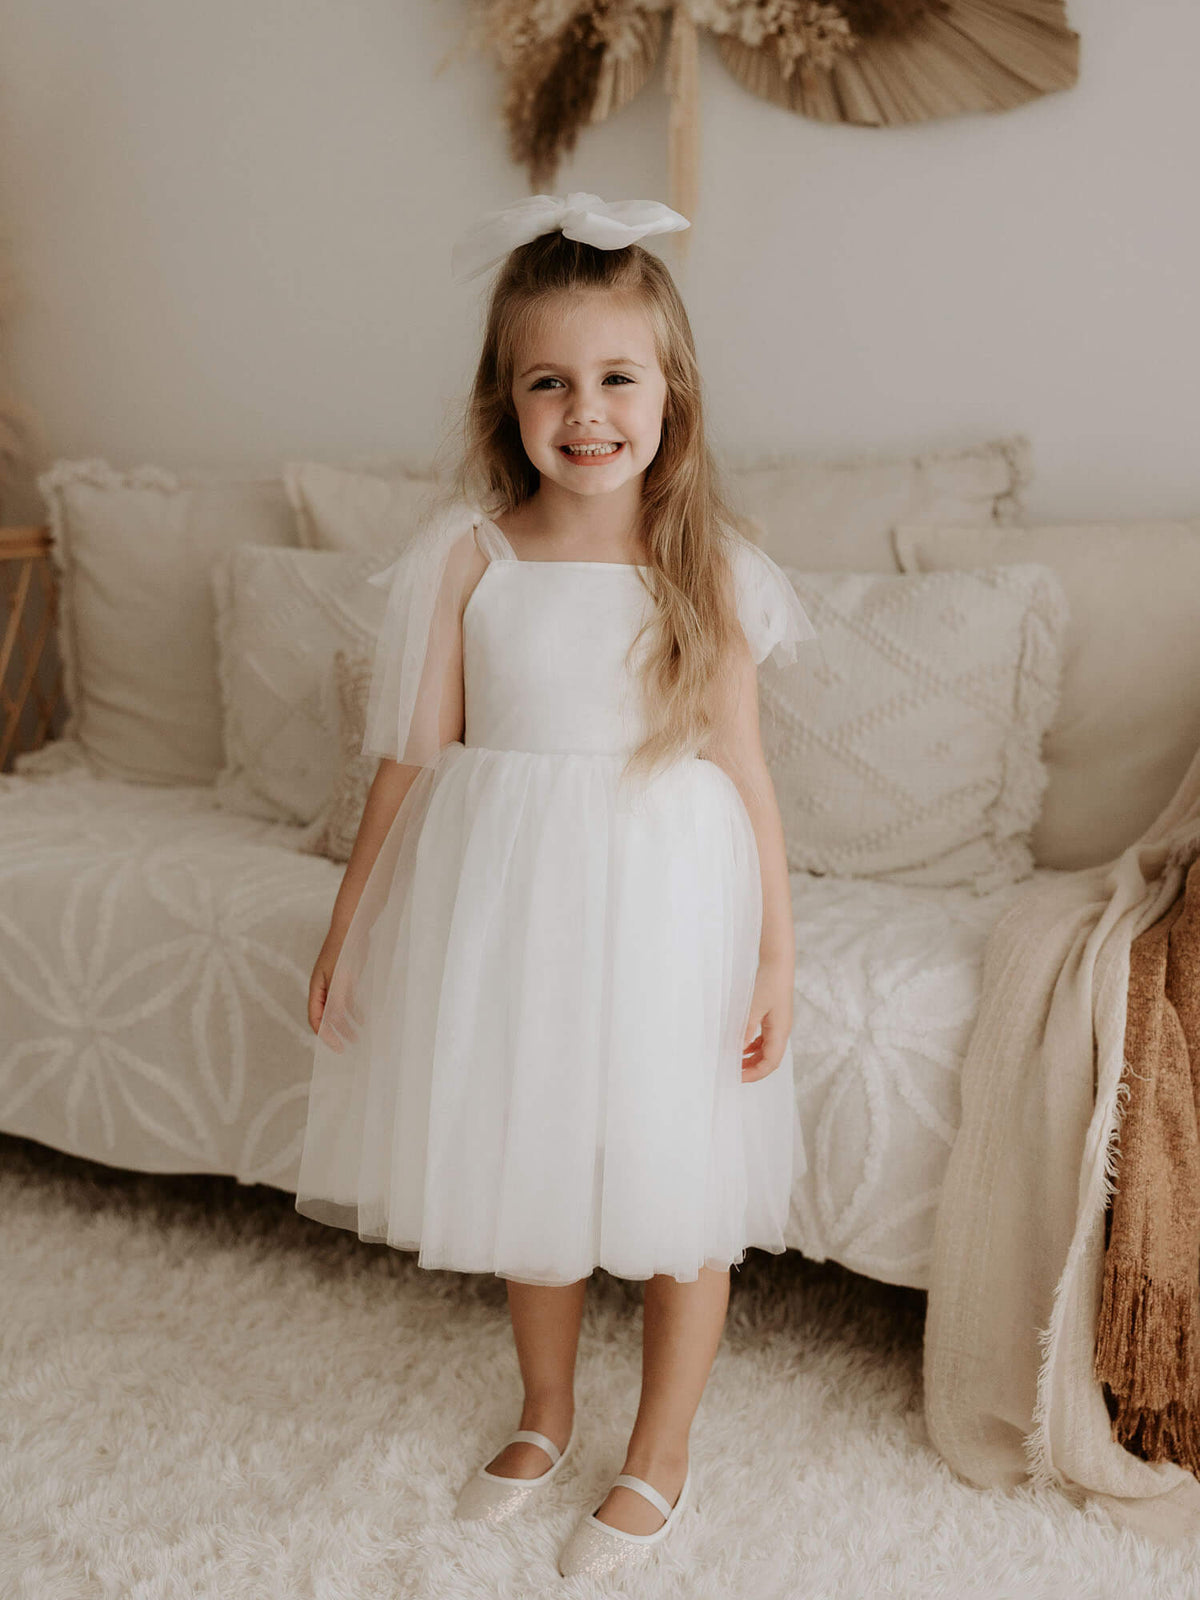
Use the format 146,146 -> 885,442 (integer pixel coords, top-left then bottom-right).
362,500 -> 493,769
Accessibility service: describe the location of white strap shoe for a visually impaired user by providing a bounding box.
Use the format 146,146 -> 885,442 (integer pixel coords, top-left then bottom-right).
557,1462 -> 692,1578
454,1421 -> 577,1524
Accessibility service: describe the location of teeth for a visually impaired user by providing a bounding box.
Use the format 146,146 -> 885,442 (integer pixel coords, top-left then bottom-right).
565,443 -> 620,456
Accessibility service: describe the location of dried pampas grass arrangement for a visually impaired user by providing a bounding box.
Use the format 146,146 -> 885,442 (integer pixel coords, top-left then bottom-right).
460,0 -> 1080,248
462,1 -> 671,188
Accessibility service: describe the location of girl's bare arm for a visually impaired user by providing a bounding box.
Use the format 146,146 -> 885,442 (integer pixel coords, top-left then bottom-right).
326,758 -> 423,936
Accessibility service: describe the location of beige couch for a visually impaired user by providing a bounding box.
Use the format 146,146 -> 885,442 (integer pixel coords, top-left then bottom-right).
6,439 -> 1193,1294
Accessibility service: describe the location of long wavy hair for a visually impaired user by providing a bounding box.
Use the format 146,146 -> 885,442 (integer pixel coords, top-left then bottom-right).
432,231 -> 749,782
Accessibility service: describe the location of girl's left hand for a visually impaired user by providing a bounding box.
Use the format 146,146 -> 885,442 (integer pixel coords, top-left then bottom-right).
742,956 -> 794,1082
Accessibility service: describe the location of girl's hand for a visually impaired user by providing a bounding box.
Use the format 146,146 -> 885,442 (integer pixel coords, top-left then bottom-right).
742,956 -> 794,1082
308,930 -> 362,1052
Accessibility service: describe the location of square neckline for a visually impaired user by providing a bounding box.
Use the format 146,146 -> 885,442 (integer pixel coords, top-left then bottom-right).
477,513 -> 650,572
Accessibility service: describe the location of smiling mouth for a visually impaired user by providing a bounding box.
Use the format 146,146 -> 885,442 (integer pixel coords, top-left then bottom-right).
560,442 -> 625,459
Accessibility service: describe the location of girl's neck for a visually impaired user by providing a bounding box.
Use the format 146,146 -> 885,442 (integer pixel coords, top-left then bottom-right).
499,483 -> 649,565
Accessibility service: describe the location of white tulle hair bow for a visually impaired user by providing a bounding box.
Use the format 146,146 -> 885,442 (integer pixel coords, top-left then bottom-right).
450,192 -> 690,284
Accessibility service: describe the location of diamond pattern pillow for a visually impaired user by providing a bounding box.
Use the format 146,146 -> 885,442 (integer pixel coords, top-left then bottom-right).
211,547 -> 388,825
894,519 -> 1200,869
760,564 -> 1069,892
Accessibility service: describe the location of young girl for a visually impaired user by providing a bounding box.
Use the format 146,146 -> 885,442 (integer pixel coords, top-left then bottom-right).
295,192 -> 816,1579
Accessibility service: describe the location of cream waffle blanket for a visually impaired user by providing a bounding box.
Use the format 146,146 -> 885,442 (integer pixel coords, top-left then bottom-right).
924,743 -> 1200,1543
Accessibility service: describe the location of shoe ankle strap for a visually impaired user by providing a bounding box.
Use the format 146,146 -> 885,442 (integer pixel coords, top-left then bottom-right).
612,1472 -> 673,1520
509,1428 -> 563,1463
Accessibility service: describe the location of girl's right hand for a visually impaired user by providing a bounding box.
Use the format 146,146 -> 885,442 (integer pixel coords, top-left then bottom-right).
308,930 -> 362,1052
741,955 -> 793,1082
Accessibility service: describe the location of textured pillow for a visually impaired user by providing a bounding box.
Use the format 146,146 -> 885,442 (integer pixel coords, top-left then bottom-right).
283,460 -> 439,556
759,564 -> 1069,892
212,547 -> 388,824
296,649 -> 377,864
726,435 -> 1031,572
34,458 -> 297,785
893,520 -> 1200,869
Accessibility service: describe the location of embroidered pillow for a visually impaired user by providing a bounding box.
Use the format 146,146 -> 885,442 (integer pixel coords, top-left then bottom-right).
211,546 -> 387,824
296,650 -> 377,864
894,520 -> 1200,869
759,564 -> 1069,892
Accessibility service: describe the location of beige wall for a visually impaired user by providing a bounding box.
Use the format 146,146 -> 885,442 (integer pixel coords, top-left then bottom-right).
0,0 -> 1195,525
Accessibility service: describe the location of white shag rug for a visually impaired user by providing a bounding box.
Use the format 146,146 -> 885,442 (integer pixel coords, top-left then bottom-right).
1,1133 -> 1193,1600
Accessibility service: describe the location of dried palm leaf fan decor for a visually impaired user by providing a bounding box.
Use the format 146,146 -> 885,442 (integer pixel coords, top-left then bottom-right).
459,0 -> 1080,266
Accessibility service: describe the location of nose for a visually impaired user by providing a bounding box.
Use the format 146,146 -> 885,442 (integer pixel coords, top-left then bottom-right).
566,381 -> 608,427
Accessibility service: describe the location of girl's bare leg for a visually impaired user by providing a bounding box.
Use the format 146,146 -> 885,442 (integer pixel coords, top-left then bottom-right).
485,1276 -> 589,1478
593,1264 -> 730,1533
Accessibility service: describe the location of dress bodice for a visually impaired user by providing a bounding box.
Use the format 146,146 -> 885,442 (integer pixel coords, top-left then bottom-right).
462,521 -> 656,757
358,501 -> 814,772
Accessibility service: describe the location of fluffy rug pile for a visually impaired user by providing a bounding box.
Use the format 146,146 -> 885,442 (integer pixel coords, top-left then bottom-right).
0,1133 -> 1186,1599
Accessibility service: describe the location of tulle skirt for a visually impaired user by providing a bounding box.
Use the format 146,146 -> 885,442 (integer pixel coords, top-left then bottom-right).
294,740 -> 799,1285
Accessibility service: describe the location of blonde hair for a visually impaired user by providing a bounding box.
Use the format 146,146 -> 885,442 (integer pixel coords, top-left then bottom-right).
434,231 -> 748,781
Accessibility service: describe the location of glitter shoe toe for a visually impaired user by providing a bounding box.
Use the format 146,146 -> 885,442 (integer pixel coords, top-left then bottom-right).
556,1462 -> 692,1578
454,1421 -> 577,1524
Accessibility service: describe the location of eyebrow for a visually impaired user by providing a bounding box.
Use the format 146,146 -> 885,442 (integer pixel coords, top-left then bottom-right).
518,357 -> 647,378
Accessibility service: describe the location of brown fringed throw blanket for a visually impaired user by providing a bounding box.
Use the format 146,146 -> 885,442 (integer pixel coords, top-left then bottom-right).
924,740 -> 1200,1546
1095,856 -> 1200,1469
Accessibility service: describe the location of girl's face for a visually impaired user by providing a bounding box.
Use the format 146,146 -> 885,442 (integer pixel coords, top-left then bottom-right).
510,292 -> 669,499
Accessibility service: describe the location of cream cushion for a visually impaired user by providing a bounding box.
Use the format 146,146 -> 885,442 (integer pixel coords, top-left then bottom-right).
727,435 -> 1031,571
286,457 -> 767,554
283,460 -> 439,556
212,546 -> 388,825
286,438 -> 1031,570
761,564 -> 1068,892
35,458 -> 297,785
893,521 -> 1200,869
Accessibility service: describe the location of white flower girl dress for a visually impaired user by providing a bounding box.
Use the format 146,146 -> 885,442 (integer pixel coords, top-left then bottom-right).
294,500 -> 817,1285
